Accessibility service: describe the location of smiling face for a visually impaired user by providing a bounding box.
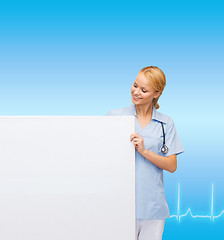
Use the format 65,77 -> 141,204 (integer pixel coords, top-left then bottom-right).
131,71 -> 161,106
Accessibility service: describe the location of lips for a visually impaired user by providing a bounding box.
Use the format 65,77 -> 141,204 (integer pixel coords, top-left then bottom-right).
133,95 -> 142,100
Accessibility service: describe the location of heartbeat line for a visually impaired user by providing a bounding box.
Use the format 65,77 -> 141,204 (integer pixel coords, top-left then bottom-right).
170,183 -> 224,222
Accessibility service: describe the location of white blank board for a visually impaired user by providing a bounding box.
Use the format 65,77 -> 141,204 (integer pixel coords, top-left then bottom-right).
0,116 -> 135,240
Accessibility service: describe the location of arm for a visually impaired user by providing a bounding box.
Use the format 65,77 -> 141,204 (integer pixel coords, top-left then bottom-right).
141,149 -> 177,173
130,132 -> 177,173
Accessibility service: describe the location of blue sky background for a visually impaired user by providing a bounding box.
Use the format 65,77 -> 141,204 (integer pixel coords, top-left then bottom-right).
0,0 -> 224,239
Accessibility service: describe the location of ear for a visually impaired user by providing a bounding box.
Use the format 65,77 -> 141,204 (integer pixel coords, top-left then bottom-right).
154,91 -> 162,99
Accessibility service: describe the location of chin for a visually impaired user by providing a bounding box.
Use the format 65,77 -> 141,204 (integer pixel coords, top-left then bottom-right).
131,99 -> 141,105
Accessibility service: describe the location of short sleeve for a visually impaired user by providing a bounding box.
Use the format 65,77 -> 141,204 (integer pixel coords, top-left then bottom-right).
105,110 -> 113,116
105,109 -> 122,116
163,120 -> 184,157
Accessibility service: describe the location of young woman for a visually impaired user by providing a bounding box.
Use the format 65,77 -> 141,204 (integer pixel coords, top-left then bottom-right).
106,66 -> 184,240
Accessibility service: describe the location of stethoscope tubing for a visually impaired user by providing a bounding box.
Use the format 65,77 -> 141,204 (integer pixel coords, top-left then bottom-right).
160,122 -> 168,154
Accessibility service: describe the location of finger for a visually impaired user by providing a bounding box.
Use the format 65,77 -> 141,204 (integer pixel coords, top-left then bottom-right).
131,133 -> 142,142
130,132 -> 139,138
132,138 -> 139,144
130,134 -> 135,141
130,135 -> 138,141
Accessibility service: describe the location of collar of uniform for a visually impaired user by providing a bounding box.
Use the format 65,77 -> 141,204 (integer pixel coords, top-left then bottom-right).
130,103 -> 168,123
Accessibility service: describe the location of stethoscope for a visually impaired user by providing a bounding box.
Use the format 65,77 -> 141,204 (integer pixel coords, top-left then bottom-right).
160,122 -> 169,154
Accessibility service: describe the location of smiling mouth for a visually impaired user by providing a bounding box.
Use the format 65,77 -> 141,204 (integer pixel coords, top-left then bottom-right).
133,95 -> 142,100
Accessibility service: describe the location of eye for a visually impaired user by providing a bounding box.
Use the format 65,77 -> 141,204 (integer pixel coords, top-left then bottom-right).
133,84 -> 147,93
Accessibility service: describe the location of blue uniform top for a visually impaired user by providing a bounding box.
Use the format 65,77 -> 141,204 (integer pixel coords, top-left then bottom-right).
106,103 -> 184,220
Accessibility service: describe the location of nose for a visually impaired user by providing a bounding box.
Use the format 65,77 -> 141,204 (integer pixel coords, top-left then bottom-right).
134,89 -> 141,95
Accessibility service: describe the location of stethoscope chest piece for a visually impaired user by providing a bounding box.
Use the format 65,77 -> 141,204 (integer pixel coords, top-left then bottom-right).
161,145 -> 168,154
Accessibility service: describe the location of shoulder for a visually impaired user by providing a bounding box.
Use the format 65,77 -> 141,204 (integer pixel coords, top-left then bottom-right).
154,108 -> 174,126
105,105 -> 133,116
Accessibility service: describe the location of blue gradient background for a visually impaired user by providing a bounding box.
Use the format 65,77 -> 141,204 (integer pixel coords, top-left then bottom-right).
0,0 -> 224,239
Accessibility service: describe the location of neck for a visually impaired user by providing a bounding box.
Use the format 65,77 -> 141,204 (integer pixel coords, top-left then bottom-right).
135,104 -> 153,118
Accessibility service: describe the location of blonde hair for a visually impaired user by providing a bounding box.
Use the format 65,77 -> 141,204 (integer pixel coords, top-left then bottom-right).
139,66 -> 166,109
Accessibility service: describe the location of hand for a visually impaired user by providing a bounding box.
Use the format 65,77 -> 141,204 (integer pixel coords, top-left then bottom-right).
130,132 -> 145,155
